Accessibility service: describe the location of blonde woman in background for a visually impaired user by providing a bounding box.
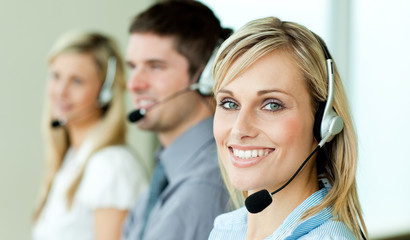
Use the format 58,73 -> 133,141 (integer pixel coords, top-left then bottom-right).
209,17 -> 367,239
32,31 -> 147,240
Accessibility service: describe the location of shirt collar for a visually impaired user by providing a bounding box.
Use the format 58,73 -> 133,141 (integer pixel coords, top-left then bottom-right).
158,116 -> 215,182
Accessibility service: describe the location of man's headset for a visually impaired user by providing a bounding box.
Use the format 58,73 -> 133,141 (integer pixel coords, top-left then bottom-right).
51,56 -> 117,128
190,47 -> 217,97
128,47 -> 218,123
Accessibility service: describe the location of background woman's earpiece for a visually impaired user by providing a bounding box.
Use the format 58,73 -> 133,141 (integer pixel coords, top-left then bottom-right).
98,56 -> 117,107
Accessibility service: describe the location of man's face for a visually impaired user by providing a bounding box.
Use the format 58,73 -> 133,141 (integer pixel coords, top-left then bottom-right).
126,32 -> 205,145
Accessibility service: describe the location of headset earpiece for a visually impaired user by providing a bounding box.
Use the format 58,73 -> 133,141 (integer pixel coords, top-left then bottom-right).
313,36 -> 344,147
98,56 -> 117,107
194,47 -> 219,96
314,101 -> 344,147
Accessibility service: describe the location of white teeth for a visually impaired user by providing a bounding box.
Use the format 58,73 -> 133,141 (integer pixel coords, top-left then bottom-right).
232,148 -> 270,159
252,150 -> 258,158
138,100 -> 154,107
245,150 -> 251,159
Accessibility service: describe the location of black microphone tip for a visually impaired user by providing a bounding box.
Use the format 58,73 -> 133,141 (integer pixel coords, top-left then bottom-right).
245,189 -> 272,214
128,109 -> 146,123
51,120 -> 62,128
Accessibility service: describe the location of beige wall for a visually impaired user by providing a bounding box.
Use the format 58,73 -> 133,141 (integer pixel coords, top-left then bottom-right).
0,0 -> 156,239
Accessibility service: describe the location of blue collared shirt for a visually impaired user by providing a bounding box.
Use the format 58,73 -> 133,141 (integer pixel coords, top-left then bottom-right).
209,188 -> 356,240
123,117 -> 230,240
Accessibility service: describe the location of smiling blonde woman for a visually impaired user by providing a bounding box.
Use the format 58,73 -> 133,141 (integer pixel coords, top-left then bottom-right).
209,17 -> 367,240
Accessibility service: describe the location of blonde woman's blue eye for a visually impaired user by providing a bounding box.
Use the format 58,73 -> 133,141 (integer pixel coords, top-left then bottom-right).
263,102 -> 281,111
222,101 -> 239,109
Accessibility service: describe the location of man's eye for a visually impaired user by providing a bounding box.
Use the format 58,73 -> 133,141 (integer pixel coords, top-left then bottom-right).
151,64 -> 163,70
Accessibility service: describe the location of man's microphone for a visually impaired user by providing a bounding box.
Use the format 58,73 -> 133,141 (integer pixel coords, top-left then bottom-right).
244,133 -> 333,214
128,109 -> 147,123
128,83 -> 207,123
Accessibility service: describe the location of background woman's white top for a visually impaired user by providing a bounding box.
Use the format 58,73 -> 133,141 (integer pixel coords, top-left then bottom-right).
32,143 -> 147,240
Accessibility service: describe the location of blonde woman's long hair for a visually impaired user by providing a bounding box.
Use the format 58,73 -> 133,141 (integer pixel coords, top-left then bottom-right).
213,17 -> 367,239
34,31 -> 127,221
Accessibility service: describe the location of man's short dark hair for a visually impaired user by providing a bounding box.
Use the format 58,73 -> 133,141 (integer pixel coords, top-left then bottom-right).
129,0 -> 232,78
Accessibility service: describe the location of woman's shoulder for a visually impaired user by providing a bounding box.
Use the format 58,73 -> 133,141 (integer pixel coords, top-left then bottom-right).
87,145 -> 145,172
83,144 -> 148,184
77,144 -> 148,209
91,144 -> 137,160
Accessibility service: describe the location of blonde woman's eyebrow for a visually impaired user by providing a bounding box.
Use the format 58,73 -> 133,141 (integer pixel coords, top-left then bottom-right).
215,89 -> 234,96
257,89 -> 290,97
216,88 -> 292,98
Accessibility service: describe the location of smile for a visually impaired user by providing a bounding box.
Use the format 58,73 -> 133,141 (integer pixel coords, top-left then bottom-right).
232,148 -> 270,159
228,146 -> 274,167
135,98 -> 156,109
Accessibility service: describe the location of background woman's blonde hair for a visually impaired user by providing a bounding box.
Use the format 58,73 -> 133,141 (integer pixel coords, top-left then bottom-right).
213,17 -> 367,239
34,31 -> 128,221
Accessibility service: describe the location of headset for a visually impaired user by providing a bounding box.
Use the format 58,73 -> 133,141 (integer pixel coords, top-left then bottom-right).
313,36 -> 366,240
312,35 -> 344,147
190,46 -> 218,97
245,33 -> 344,213
245,31 -> 365,240
98,56 -> 117,107
128,45 -> 218,123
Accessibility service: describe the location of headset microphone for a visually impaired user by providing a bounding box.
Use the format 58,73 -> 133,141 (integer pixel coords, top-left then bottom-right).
127,80 -> 212,123
244,131 -> 336,213
128,108 -> 146,123
245,146 -> 320,214
51,118 -> 67,128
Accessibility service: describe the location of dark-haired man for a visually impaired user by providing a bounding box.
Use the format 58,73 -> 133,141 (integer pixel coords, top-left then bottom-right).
122,1 -> 232,239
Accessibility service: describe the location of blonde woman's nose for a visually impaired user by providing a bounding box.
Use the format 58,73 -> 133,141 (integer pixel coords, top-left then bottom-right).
230,108 -> 258,140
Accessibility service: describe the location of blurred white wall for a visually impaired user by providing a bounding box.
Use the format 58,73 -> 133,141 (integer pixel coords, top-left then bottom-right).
203,0 -> 331,42
202,0 -> 410,238
0,0 -> 156,239
351,0 -> 410,238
